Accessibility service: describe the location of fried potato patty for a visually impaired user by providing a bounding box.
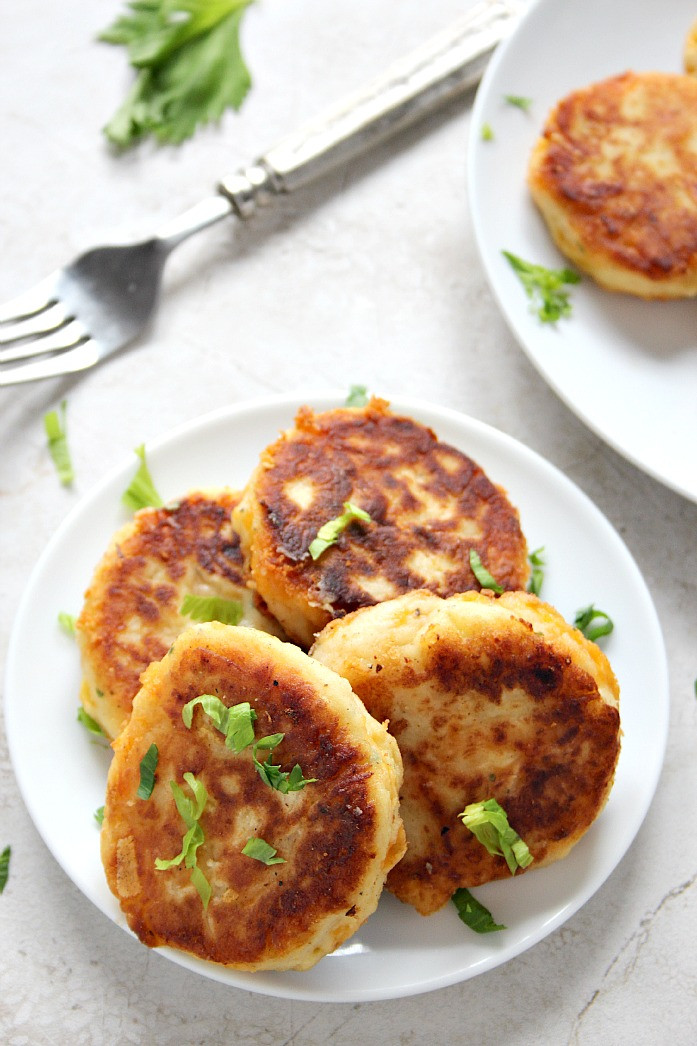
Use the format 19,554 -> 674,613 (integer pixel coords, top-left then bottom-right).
76,489 -> 284,740
528,71 -> 697,298
311,589 -> 620,915
234,400 -> 529,648
101,622 -> 405,970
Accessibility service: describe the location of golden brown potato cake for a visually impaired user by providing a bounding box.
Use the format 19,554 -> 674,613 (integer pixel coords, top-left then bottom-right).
101,622 -> 405,971
76,489 -> 284,740
233,400 -> 529,648
528,71 -> 697,298
311,589 -> 621,915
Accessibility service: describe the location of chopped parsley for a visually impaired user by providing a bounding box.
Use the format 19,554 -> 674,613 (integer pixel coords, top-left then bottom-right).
100,0 -> 256,148
481,122 -> 494,141
574,604 -> 614,642
137,743 -> 159,799
0,845 -> 11,894
182,695 -> 257,752
527,546 -> 545,596
452,887 -> 505,933
121,444 -> 163,511
345,385 -> 369,407
242,837 -> 286,865
459,798 -> 533,875
94,806 -> 105,827
179,593 -> 243,625
504,93 -> 533,111
58,611 -> 77,636
252,734 -> 317,794
44,400 -> 74,486
308,502 -> 371,561
502,250 -> 581,324
155,772 -> 211,908
468,549 -> 503,594
77,706 -> 106,737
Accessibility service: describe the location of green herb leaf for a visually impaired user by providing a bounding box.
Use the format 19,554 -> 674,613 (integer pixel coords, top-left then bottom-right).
94,806 -> 105,827
481,122 -> 494,141
504,94 -> 533,111
180,593 -> 243,625
468,549 -> 504,594
77,706 -> 106,737
459,798 -> 533,875
527,546 -> 545,596
122,444 -> 163,511
155,772 -> 211,907
574,604 -> 614,642
242,837 -> 286,865
345,384 -> 369,407
58,611 -> 77,636
308,501 -> 371,561
137,743 -> 159,799
503,250 -> 581,323
0,845 -> 11,894
100,0 -> 255,148
452,887 -> 505,933
182,695 -> 257,752
253,735 -> 317,794
44,400 -> 74,486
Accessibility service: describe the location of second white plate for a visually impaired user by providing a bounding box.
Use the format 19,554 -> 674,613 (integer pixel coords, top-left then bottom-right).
5,393 -> 668,1001
469,0 -> 697,503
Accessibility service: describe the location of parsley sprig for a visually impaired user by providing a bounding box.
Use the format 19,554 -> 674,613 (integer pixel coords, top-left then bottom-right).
100,0 -> 256,148
503,250 -> 580,323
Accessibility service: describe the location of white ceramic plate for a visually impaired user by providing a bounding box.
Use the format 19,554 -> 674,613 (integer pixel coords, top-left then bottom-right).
5,393 -> 668,1002
469,0 -> 697,503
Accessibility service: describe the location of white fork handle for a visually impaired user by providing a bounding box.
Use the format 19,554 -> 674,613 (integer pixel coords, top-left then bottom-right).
219,0 -> 523,216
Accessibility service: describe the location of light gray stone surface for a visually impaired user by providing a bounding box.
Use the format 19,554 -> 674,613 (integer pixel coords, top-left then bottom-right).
1,2 -> 696,1043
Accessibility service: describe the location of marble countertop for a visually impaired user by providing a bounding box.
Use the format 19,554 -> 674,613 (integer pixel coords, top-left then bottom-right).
1,1 -> 696,1042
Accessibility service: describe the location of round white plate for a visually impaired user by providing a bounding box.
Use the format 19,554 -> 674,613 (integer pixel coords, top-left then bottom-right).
469,0 -> 697,503
5,393 -> 668,1002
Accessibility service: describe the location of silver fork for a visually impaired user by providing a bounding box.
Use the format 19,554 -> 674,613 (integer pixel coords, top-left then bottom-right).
0,1 -> 521,386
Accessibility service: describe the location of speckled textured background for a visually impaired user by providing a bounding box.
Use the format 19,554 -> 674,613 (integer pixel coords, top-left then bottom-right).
1,1 -> 696,1043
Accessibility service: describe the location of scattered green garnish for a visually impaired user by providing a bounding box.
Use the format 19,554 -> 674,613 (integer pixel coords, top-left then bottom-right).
242,837 -> 286,866
503,250 -> 581,324
155,772 -> 211,908
77,707 -> 106,737
308,501 -> 371,561
481,122 -> 494,141
180,593 -> 243,625
345,385 -> 369,407
94,806 -> 105,827
0,845 -> 11,894
452,887 -> 505,933
504,94 -> 533,111
459,798 -> 533,876
527,546 -> 545,596
574,604 -> 614,642
137,743 -> 159,799
182,695 -> 257,752
100,0 -> 256,148
58,611 -> 77,636
253,734 -> 317,794
121,443 -> 163,511
44,400 -> 74,487
468,549 -> 503,594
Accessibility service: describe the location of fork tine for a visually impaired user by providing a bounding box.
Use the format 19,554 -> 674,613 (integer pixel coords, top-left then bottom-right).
0,275 -> 59,324
0,319 -> 88,364
0,339 -> 100,386
0,302 -> 73,346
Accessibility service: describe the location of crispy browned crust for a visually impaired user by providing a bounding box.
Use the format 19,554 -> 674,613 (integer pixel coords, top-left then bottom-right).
311,590 -> 621,915
75,489 -> 283,740
528,71 -> 697,298
234,400 -> 529,647
101,623 -> 405,970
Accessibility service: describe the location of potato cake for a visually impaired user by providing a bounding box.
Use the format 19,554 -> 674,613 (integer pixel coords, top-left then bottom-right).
100,622 -> 405,970
528,71 -> 697,298
311,589 -> 621,915
76,489 -> 283,740
233,399 -> 529,648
